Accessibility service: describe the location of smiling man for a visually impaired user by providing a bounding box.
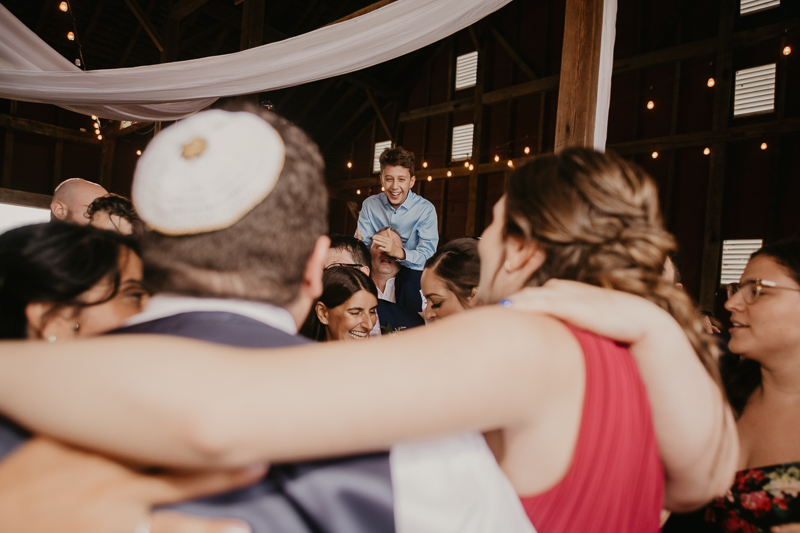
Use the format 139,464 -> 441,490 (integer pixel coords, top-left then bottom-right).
357,146 -> 438,271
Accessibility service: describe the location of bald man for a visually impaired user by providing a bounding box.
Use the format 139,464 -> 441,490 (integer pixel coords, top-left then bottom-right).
50,178 -> 107,225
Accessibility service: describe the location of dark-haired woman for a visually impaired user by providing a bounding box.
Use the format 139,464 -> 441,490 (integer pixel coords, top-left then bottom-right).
700,238 -> 800,533
0,150 -> 738,532
0,222 -> 148,340
421,237 -> 479,322
300,266 -> 378,342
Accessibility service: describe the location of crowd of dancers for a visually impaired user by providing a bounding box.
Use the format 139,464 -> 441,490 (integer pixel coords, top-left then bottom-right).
0,103 -> 798,533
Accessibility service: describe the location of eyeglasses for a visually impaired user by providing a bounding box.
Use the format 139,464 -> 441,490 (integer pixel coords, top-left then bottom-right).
727,278 -> 800,304
325,262 -> 364,270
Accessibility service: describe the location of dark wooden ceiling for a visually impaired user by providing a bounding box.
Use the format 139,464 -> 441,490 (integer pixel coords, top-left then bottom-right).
1,0 -> 444,155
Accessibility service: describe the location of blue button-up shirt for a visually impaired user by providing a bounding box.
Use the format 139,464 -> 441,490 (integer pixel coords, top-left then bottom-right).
357,191 -> 439,271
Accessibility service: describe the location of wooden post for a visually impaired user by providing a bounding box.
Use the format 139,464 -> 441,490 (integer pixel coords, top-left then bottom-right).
465,29 -> 488,237
698,0 -> 735,311
99,139 -> 117,190
2,101 -> 16,189
554,0 -> 617,151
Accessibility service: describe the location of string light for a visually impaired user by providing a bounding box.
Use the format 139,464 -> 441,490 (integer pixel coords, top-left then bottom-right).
464,161 -> 470,168
136,150 -> 142,155
703,147 -> 710,155
524,147 -> 530,154
97,134 -> 103,140
707,78 -> 715,87
494,155 -> 500,162
784,46 -> 792,56
381,186 -> 385,191
427,176 -> 432,181
347,162 -> 352,168
647,101 -> 655,110
94,122 -> 100,129
651,151 -> 659,159
447,171 -> 452,177
94,129 -> 100,134
59,1 -> 68,12
507,160 -> 513,167
422,162 -> 428,168
761,142 -> 768,150
67,31 -> 75,41
469,164 -> 474,171
91,115 -> 97,120
356,189 -> 361,195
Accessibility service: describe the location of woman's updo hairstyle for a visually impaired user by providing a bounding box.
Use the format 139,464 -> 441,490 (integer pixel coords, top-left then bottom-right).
504,148 -> 719,378
425,237 -> 480,309
0,222 -> 139,339
299,266 -> 378,342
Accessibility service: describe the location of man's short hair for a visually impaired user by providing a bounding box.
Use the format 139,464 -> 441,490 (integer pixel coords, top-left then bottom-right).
375,226 -> 402,242
329,235 -> 370,267
141,104 -> 328,307
379,146 -> 415,178
87,194 -> 142,233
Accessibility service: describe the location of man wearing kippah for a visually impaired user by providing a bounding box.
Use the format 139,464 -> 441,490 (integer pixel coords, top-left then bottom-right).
357,147 -> 438,272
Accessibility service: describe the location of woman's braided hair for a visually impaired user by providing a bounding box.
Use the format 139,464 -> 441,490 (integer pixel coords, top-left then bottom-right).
504,148 -> 720,380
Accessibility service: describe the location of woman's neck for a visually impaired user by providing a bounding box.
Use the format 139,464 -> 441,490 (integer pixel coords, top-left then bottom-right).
759,356 -> 800,401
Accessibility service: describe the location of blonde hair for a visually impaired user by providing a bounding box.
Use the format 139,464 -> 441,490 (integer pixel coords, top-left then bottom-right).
504,148 -> 720,379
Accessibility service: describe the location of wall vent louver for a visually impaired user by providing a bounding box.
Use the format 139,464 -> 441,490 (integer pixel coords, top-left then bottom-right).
451,124 -> 474,162
720,239 -> 763,286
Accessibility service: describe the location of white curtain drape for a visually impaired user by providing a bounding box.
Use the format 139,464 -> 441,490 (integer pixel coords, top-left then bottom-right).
0,0 -> 512,121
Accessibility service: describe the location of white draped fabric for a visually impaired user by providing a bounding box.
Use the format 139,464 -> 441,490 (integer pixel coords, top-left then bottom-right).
0,0 -> 512,121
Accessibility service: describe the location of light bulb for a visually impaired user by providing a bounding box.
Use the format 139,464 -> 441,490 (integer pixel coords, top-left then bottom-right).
427,176 -> 432,181
783,46 -> 792,56
381,187 -> 385,191
347,162 -> 352,168
703,147 -> 710,155
67,31 -> 74,41
524,147 -> 530,154
469,164 -> 474,171
423,162 -> 428,168
761,142 -> 768,150
59,2 -> 68,12
91,115 -> 97,120
651,151 -> 658,159
507,160 -> 513,167
447,171 -> 452,177
136,150 -> 142,155
494,155 -> 500,162
356,189 -> 361,195
94,129 -> 100,134
94,122 -> 100,129
647,101 -> 655,110
97,134 -> 103,140
707,78 -> 715,88
464,161 -> 469,168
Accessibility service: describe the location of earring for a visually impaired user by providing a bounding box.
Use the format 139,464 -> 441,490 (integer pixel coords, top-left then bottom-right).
47,335 -> 57,342
320,319 -> 328,325
72,323 -> 80,333
504,260 -> 514,273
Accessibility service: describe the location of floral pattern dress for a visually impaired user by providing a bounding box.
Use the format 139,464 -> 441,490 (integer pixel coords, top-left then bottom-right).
706,463 -> 800,532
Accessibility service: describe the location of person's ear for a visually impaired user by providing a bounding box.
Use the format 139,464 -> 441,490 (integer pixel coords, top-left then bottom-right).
50,201 -> 68,221
315,301 -> 329,325
359,265 -> 371,277
409,175 -> 416,188
466,286 -> 479,304
503,236 -> 546,282
300,236 -> 330,301
25,303 -> 76,341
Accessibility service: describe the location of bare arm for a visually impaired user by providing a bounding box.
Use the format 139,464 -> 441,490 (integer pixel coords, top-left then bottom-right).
505,280 -> 738,511
0,309 -> 568,469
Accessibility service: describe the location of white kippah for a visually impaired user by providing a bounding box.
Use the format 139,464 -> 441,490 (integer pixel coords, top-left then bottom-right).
132,109 -> 285,235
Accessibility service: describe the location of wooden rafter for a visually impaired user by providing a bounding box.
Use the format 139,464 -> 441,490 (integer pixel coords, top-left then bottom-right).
488,22 -> 540,80
0,114 -> 100,146
295,78 -> 338,125
117,0 -> 159,67
124,0 -> 164,52
170,0 -> 211,21
365,89 -> 393,142
323,100 -> 372,152
0,188 -> 52,209
82,0 -> 108,46
325,0 -> 398,27
314,85 -> 359,136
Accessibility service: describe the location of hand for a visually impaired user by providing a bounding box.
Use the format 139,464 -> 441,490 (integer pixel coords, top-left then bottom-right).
502,279 -> 668,345
0,437 -> 264,533
372,234 -> 405,260
356,229 -> 362,241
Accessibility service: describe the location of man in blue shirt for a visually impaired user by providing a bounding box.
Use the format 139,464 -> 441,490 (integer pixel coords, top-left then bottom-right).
357,146 -> 438,271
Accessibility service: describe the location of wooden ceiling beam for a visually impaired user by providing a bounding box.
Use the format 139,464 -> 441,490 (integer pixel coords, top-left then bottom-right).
325,0 -> 398,27
365,89 -> 393,142
82,0 -> 108,45
117,0 -> 159,67
179,21 -> 230,51
0,114 -> 100,146
314,85 -> 359,135
124,0 -> 163,52
295,78 -> 338,125
488,22 -> 540,80
323,99 -> 372,152
0,188 -> 52,209
169,0 -> 211,21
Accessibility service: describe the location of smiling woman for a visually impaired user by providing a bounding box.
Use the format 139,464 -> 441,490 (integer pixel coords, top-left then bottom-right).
300,266 -> 378,342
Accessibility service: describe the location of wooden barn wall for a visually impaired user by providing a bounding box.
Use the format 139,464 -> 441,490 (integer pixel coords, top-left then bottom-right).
1,0 -> 799,321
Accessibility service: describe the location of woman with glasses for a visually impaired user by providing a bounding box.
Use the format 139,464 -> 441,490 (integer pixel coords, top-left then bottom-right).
701,238 -> 800,533
299,266 -> 378,342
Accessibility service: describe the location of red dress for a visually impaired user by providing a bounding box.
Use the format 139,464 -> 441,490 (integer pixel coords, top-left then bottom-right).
520,326 -> 665,532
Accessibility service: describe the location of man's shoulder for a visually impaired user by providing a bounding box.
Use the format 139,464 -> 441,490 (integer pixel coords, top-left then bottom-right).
362,194 -> 386,210
407,192 -> 435,212
113,312 -> 310,349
